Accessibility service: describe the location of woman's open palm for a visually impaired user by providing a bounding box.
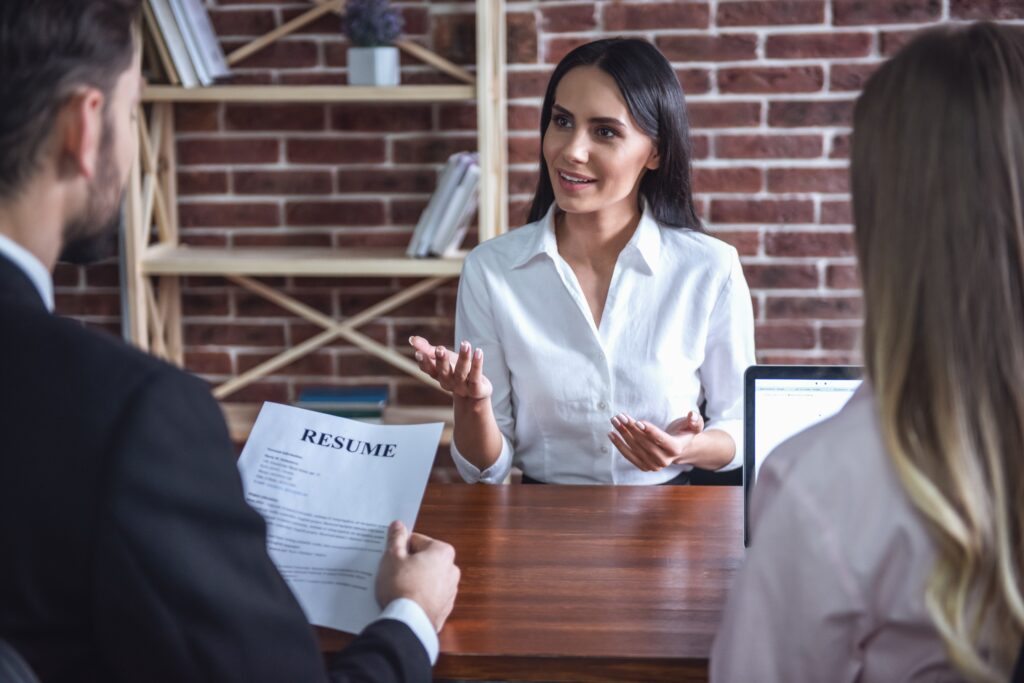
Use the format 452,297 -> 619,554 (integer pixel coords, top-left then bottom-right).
409,336 -> 493,401
607,411 -> 704,472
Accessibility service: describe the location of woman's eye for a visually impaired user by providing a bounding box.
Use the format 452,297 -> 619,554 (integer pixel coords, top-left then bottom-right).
596,127 -> 617,139
553,114 -> 572,128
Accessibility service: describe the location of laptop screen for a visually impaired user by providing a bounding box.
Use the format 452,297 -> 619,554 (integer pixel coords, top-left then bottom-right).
751,377 -> 861,484
743,366 -> 863,545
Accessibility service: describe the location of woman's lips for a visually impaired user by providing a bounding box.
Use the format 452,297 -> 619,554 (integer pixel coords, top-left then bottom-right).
555,169 -> 597,192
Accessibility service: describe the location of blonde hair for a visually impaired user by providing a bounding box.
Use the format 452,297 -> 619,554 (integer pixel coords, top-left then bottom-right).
852,22 -> 1024,681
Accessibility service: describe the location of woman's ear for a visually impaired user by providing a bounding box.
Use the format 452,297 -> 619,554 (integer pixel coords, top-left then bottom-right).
646,145 -> 661,171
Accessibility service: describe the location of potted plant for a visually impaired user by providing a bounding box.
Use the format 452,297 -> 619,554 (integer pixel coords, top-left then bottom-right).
343,0 -> 404,86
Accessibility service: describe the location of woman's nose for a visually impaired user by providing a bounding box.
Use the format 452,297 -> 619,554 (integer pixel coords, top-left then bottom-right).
561,131 -> 589,164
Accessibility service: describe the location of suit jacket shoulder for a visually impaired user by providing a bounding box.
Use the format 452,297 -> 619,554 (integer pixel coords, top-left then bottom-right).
0,279 -> 429,682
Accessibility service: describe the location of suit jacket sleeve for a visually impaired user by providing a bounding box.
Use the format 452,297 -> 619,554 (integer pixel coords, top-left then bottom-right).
91,366 -> 431,683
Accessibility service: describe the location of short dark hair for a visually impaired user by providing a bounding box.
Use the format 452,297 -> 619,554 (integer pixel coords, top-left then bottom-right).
527,38 -> 703,231
0,0 -> 141,199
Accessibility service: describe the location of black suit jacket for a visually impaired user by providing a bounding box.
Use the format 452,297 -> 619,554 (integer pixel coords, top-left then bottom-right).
0,254 -> 430,682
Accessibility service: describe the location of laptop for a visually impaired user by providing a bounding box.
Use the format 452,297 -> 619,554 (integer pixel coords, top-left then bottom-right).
743,365 -> 863,546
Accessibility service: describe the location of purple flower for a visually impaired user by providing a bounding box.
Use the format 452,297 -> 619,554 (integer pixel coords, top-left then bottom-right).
343,0 -> 404,47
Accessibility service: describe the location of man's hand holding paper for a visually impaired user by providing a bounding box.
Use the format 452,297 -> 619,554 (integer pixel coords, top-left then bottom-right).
237,402 -> 454,638
377,521 -> 460,632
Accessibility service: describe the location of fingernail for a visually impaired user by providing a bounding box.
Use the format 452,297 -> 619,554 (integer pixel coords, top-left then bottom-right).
408,336 -> 415,345
436,346 -> 445,355
637,422 -> 646,431
474,348 -> 483,359
610,416 -> 619,426
461,341 -> 470,351
414,352 -> 423,361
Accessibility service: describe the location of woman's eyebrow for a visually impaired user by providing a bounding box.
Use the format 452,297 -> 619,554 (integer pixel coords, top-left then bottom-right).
552,103 -> 626,127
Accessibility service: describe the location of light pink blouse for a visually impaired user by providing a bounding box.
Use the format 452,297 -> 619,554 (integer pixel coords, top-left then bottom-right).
711,386 -> 969,682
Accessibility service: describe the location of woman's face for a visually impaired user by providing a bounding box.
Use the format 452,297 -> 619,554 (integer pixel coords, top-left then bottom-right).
542,65 -> 660,219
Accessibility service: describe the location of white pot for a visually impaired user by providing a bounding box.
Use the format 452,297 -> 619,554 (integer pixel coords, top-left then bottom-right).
347,46 -> 400,86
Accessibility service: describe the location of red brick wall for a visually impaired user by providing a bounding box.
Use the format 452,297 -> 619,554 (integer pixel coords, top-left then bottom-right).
54,0 -> 1024,405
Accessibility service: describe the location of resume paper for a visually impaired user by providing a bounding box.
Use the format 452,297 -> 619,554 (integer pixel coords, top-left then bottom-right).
237,402 -> 443,634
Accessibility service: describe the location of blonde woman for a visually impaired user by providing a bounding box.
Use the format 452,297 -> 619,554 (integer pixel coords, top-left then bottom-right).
711,22 -> 1024,683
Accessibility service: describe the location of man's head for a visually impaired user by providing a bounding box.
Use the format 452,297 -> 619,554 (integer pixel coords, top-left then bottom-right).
0,0 -> 143,265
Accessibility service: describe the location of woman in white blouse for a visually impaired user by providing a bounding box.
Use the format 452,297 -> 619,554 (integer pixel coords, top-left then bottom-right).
410,38 -> 755,485
712,23 -> 1024,682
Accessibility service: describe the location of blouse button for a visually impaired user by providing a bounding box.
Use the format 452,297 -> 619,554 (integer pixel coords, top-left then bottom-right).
597,401 -> 608,410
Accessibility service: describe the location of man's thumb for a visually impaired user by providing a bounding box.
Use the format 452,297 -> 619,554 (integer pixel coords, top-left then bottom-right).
388,520 -> 409,558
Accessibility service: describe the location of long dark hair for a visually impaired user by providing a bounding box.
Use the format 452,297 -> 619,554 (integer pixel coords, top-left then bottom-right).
852,22 -> 1024,680
526,38 -> 703,231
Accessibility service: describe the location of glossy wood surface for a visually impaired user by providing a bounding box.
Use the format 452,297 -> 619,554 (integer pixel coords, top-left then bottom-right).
319,484 -> 743,681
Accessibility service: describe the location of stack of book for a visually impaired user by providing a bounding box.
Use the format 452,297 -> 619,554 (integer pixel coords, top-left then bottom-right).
295,386 -> 389,423
143,0 -> 231,88
406,152 -> 481,258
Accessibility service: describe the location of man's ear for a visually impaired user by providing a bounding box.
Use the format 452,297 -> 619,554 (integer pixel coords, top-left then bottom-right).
59,88 -> 105,181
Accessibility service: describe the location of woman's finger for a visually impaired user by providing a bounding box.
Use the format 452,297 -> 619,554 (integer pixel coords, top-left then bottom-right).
634,419 -> 675,453
435,345 -> 453,386
408,335 -> 437,358
620,414 -> 674,468
452,341 -> 473,383
413,349 -> 438,378
410,335 -> 445,380
612,415 -> 664,470
608,431 -> 652,472
467,347 -> 484,385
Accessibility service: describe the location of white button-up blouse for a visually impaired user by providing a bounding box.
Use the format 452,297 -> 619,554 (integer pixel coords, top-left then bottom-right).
450,203 -> 756,484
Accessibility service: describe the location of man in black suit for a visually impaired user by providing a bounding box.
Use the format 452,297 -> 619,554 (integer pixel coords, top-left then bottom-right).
0,1 -> 460,681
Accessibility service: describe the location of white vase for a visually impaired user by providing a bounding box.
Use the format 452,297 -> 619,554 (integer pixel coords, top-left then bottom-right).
347,46 -> 401,86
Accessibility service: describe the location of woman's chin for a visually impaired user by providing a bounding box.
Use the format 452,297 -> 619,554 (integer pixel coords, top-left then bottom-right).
552,194 -> 599,214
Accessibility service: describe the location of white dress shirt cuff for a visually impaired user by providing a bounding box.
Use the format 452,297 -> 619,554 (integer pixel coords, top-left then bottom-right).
450,434 -> 512,484
376,597 -> 439,664
704,418 -> 744,471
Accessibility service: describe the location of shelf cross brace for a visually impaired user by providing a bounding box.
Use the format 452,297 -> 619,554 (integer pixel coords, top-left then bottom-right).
212,274 -> 450,400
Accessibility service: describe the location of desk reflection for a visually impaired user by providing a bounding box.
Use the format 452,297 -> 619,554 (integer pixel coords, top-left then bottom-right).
319,483 -> 742,683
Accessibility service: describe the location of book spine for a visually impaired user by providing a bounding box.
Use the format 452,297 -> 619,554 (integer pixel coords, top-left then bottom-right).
182,0 -> 231,79
168,0 -> 211,86
142,1 -> 180,84
149,0 -> 199,88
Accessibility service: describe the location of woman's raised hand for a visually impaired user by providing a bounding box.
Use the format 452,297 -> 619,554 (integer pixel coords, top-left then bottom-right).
409,336 -> 493,401
607,411 -> 705,472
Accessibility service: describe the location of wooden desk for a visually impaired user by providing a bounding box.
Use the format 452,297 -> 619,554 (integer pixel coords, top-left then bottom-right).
319,484 -> 743,682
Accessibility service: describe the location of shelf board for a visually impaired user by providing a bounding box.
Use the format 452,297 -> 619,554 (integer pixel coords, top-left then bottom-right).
142,84 -> 476,103
222,402 -> 453,444
141,245 -> 466,277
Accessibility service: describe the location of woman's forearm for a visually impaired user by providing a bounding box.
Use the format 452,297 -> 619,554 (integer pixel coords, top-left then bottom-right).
684,429 -> 736,471
452,395 -> 505,471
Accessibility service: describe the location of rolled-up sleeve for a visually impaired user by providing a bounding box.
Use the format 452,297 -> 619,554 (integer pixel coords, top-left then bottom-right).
699,249 -> 756,471
449,254 -> 515,484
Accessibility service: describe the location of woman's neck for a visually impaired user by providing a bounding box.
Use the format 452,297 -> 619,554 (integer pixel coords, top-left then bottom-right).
555,198 -> 642,268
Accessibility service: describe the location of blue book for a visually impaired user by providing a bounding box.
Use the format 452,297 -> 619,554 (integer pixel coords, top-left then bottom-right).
296,386 -> 389,411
